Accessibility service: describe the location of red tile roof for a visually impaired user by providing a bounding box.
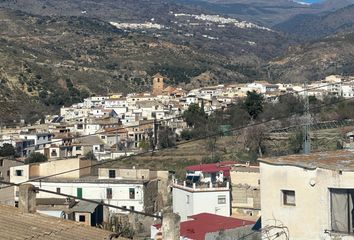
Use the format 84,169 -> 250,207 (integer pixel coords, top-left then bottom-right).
185,162 -> 235,177
180,213 -> 255,240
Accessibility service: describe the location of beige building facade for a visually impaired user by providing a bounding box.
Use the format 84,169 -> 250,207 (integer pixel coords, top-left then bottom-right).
260,150 -> 354,240
230,166 -> 260,217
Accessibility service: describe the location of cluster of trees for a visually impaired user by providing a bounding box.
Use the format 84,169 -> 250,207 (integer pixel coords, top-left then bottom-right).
24,152 -> 48,164
0,144 -> 15,157
39,78 -> 90,107
0,145 -> 48,164
180,91 -> 354,162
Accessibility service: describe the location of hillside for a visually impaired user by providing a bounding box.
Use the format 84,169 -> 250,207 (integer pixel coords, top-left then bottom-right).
0,7 -> 289,123
0,0 -> 201,22
2,0 -> 354,28
275,4 -> 354,40
267,31 -> 354,83
176,0 -> 354,26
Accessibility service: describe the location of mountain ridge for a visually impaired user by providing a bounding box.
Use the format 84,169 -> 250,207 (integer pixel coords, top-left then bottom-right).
275,3 -> 354,40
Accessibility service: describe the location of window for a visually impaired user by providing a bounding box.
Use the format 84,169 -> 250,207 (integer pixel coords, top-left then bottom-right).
130,206 -> 135,211
122,206 -> 127,209
109,170 -> 116,179
51,150 -> 57,157
0,159 -> 3,166
79,215 -> 86,222
282,190 -> 296,206
186,195 -> 190,204
15,170 -> 23,177
77,188 -> 83,198
330,189 -> 354,233
7,170 -> 10,177
56,188 -> 61,193
76,146 -> 81,151
218,195 -> 226,204
129,188 -> 135,199
106,188 -> 112,199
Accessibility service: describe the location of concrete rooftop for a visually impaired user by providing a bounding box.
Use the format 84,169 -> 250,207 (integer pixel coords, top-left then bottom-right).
259,150 -> 354,171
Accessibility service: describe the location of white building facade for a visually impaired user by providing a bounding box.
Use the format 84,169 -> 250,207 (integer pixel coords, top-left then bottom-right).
30,179 -> 146,213
172,180 -> 231,221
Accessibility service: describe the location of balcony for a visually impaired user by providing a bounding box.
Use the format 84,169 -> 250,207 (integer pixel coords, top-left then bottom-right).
172,179 -> 229,192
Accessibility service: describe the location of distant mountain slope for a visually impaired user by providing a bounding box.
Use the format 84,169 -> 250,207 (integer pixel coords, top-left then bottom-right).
275,4 -> 354,40
176,0 -> 354,26
0,0 -> 202,22
267,31 -> 354,83
0,8 -> 286,123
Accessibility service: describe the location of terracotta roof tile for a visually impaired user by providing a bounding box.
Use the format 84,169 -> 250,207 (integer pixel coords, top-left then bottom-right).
0,204 -> 114,240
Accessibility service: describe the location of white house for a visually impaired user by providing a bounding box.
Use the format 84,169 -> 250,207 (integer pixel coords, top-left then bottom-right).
246,81 -> 268,94
185,163 -> 232,184
341,84 -> 354,98
19,132 -> 52,150
172,179 -> 231,221
260,150 -> 354,240
31,178 -> 147,214
10,160 -> 164,215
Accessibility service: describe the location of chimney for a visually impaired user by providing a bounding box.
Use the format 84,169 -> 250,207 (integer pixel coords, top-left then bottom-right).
19,184 -> 37,213
162,208 -> 180,240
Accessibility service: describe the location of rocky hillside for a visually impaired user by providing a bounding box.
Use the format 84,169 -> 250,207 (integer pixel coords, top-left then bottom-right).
267,31 -> 354,83
0,0 -> 199,22
177,0 -> 354,26
275,4 -> 354,40
0,8 -> 287,123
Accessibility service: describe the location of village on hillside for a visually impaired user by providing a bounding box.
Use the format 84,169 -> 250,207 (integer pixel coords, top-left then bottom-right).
2,73 -> 354,240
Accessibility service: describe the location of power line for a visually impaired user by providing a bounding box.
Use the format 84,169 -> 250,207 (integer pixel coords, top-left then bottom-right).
13,79 -> 350,150
0,180 -> 162,219
21,115 -> 186,149
2,94 -> 354,190
1,81 -> 352,189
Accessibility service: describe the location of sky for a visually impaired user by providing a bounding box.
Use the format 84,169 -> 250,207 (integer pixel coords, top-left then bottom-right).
301,0 -> 323,3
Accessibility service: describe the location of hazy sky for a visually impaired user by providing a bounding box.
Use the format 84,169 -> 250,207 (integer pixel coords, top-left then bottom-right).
302,0 -> 322,3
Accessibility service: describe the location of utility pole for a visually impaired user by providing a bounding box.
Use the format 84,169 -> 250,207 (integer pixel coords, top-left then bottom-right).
115,118 -> 119,152
153,115 -> 158,151
303,81 -> 311,154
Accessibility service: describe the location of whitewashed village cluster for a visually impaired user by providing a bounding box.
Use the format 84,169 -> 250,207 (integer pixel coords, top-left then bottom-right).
1,74 -> 354,240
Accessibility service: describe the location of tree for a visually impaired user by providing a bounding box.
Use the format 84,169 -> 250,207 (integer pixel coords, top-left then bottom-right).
138,139 -> 150,151
225,102 -> 250,128
289,130 -> 304,154
180,129 -> 193,140
244,91 -> 264,120
85,150 -> 97,160
158,127 -> 176,149
25,152 -> 47,164
243,125 -> 266,159
183,103 -> 207,128
0,143 -> 15,157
